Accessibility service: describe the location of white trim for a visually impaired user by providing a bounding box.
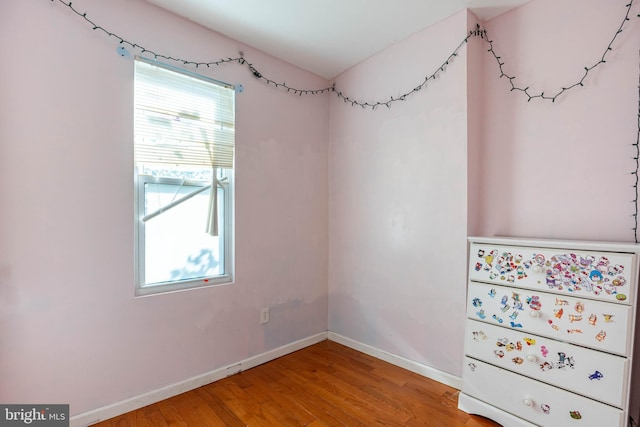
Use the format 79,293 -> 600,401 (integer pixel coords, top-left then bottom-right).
327,331 -> 462,390
70,332 -> 327,427
71,331 -> 462,426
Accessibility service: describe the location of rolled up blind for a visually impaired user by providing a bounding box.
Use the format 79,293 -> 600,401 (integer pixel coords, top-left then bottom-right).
134,57 -> 235,169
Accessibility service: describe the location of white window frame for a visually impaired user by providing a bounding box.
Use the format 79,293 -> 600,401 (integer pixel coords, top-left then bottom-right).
133,57 -> 235,296
134,172 -> 233,296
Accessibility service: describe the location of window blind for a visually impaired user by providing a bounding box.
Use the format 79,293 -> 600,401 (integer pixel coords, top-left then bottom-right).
134,57 -> 235,169
134,57 -> 234,237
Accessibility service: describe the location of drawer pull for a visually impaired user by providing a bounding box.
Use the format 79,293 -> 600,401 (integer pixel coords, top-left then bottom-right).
522,398 -> 534,407
532,265 -> 543,274
529,310 -> 541,318
526,354 -> 537,363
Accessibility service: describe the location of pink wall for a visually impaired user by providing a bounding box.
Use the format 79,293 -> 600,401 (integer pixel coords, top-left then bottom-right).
328,0 -> 640,381
328,10 -> 474,377
2,0 -> 639,420
475,0 -> 640,242
0,0 -> 328,416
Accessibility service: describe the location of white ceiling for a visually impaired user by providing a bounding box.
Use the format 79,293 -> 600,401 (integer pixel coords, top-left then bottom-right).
145,0 -> 531,79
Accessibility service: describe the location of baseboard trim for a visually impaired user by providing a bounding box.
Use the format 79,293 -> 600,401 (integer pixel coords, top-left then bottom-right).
72,331 -> 460,426
70,332 -> 328,427
327,331 -> 462,390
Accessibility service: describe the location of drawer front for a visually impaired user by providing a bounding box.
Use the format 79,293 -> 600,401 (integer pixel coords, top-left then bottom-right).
469,243 -> 635,305
462,357 -> 625,427
467,282 -> 632,355
464,319 -> 628,407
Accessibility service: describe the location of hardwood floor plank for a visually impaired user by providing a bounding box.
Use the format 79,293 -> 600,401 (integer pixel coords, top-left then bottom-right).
91,340 -> 500,426
155,401 -> 189,427
192,387 -> 247,426
238,369 -> 316,425
244,360 -> 352,426
204,380 -> 283,426
182,393 -> 230,426
265,357 -> 371,426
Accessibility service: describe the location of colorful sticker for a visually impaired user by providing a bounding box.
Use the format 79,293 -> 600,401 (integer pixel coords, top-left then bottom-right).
476,309 -> 486,320
568,314 -> 583,323
472,331 -> 487,341
589,370 -> 603,380
540,361 -> 553,371
527,295 -> 541,310
524,337 -> 536,346
569,411 -> 582,420
596,330 -> 607,341
540,345 -> 549,357
472,298 -> 482,307
555,352 -> 575,369
474,248 -> 628,299
541,404 -> 551,414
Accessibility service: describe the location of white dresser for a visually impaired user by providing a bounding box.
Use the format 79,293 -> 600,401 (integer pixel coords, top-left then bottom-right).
458,237 -> 640,427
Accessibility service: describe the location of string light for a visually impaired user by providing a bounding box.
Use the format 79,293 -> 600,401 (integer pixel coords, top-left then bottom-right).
484,2 -> 638,102
46,0 -> 640,241
634,49 -> 640,243
49,0 -> 637,108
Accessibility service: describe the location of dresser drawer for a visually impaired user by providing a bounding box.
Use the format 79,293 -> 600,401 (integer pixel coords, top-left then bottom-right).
464,319 -> 628,407
462,357 -> 625,427
469,243 -> 635,304
467,282 -> 632,355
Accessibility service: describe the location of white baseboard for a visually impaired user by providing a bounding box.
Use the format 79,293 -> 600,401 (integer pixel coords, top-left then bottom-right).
71,331 -> 459,426
327,331 -> 462,390
70,332 -> 328,427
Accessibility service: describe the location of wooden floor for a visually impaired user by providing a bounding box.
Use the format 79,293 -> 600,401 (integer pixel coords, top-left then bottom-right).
93,340 -> 500,426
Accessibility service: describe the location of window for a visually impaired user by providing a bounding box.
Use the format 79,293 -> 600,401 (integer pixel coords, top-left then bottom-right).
134,57 -> 235,295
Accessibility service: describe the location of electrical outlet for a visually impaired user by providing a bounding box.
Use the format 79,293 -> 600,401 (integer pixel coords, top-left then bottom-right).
260,307 -> 270,324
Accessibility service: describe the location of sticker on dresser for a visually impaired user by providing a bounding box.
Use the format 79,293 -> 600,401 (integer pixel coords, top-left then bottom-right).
469,243 -> 635,304
466,281 -> 631,356
464,319 -> 628,407
462,357 -> 626,427
461,238 -> 640,427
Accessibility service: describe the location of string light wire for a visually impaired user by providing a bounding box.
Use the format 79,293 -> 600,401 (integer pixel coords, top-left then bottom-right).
47,0 -> 640,240
634,49 -> 640,243
483,1 -> 638,102
49,0 -> 637,108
